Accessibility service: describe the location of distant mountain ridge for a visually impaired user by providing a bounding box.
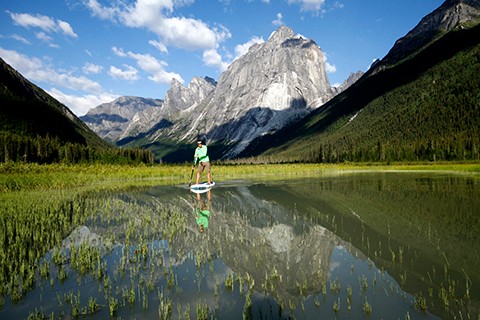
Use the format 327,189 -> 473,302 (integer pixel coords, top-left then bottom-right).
80,96 -> 164,142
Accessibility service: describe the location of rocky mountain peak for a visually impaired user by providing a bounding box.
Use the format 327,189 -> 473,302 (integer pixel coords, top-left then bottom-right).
334,71 -> 364,94
372,0 -> 480,72
119,76 -> 216,140
268,25 -> 295,44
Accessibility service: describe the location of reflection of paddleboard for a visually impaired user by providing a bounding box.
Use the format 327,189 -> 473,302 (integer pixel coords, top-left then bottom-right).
189,181 -> 215,193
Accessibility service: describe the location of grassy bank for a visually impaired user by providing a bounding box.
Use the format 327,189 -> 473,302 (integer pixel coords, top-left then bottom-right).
1,161 -> 479,192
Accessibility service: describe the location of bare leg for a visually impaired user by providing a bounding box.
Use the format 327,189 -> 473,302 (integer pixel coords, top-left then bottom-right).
207,171 -> 212,184
196,172 -> 200,184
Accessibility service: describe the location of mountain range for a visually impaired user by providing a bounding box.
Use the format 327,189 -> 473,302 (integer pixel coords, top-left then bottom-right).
240,0 -> 480,163
2,0 -> 479,164
83,25 -> 357,162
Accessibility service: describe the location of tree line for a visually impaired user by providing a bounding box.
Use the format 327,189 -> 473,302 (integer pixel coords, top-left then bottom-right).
0,131 -> 154,164
246,35 -> 480,164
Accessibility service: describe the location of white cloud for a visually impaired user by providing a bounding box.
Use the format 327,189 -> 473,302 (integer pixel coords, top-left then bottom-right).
113,47 -> 184,84
108,65 -> 139,81
83,62 -> 103,74
8,12 -> 78,38
86,0 -> 234,73
48,88 -> 118,116
85,0 -> 231,51
203,49 -> 229,72
323,52 -> 336,74
112,46 -> 127,57
84,0 -> 119,21
333,1 -> 344,9
325,62 -> 336,73
36,32 -> 53,43
0,48 -> 103,93
287,0 -> 326,12
11,34 -> 31,45
149,40 -> 168,54
234,36 -> 264,59
154,17 -> 231,50
9,12 -> 57,32
272,13 -> 283,26
129,52 -> 184,84
57,20 -> 78,38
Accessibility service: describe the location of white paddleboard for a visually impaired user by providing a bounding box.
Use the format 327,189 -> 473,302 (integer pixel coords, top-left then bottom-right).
189,181 -> 215,193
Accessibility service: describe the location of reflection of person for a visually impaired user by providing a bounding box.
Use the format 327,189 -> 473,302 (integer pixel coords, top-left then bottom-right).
192,139 -> 212,185
194,190 -> 211,233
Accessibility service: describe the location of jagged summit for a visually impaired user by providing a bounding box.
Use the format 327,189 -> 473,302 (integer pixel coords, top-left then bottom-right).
268,25 -> 295,43
374,0 -> 480,70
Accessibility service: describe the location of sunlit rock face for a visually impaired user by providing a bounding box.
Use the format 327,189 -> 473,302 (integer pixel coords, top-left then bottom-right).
192,25 -> 334,157
119,77 -> 216,141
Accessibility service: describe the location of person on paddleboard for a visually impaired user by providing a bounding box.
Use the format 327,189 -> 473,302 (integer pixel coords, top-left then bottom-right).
192,139 -> 212,185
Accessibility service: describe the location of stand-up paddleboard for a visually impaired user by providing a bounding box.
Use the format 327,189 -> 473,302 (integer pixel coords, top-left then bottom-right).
189,181 -> 215,194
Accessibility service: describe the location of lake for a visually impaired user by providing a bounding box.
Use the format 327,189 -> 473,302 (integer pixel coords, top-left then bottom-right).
1,171 -> 479,319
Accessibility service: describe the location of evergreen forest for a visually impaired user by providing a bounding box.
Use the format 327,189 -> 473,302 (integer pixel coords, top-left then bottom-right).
240,25 -> 480,163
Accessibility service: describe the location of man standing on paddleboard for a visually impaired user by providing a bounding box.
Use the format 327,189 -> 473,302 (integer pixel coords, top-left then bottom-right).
192,139 -> 212,185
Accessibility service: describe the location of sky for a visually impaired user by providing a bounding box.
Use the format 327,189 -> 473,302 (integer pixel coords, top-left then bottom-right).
0,0 -> 444,116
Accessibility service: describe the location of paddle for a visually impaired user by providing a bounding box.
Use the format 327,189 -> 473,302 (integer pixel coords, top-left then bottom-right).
189,159 -> 198,187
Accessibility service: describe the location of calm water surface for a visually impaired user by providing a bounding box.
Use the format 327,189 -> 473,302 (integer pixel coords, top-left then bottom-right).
2,172 -> 479,319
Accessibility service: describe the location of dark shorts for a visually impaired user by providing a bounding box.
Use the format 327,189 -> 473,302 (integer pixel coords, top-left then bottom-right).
198,161 -> 211,173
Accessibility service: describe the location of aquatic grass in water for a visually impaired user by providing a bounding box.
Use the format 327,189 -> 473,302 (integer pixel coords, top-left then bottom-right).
0,169 -> 479,318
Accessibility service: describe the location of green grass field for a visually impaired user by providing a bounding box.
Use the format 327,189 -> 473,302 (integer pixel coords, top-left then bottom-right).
1,161 -> 479,192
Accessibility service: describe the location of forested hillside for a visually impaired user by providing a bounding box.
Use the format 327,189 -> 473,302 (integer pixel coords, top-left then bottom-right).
0,58 -> 154,164
240,24 -> 480,163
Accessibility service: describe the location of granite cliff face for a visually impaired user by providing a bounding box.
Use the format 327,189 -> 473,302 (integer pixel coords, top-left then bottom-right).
119,76 -> 216,141
190,26 -> 334,157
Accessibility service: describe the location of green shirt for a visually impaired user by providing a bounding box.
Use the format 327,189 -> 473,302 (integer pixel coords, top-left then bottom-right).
194,145 -> 210,163
195,209 -> 210,229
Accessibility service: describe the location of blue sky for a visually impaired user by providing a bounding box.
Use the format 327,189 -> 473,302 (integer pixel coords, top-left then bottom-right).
0,0 -> 444,116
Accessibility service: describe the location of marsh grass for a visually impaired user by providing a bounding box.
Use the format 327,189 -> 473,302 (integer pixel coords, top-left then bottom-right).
0,162 -> 479,318
1,162 -> 479,192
